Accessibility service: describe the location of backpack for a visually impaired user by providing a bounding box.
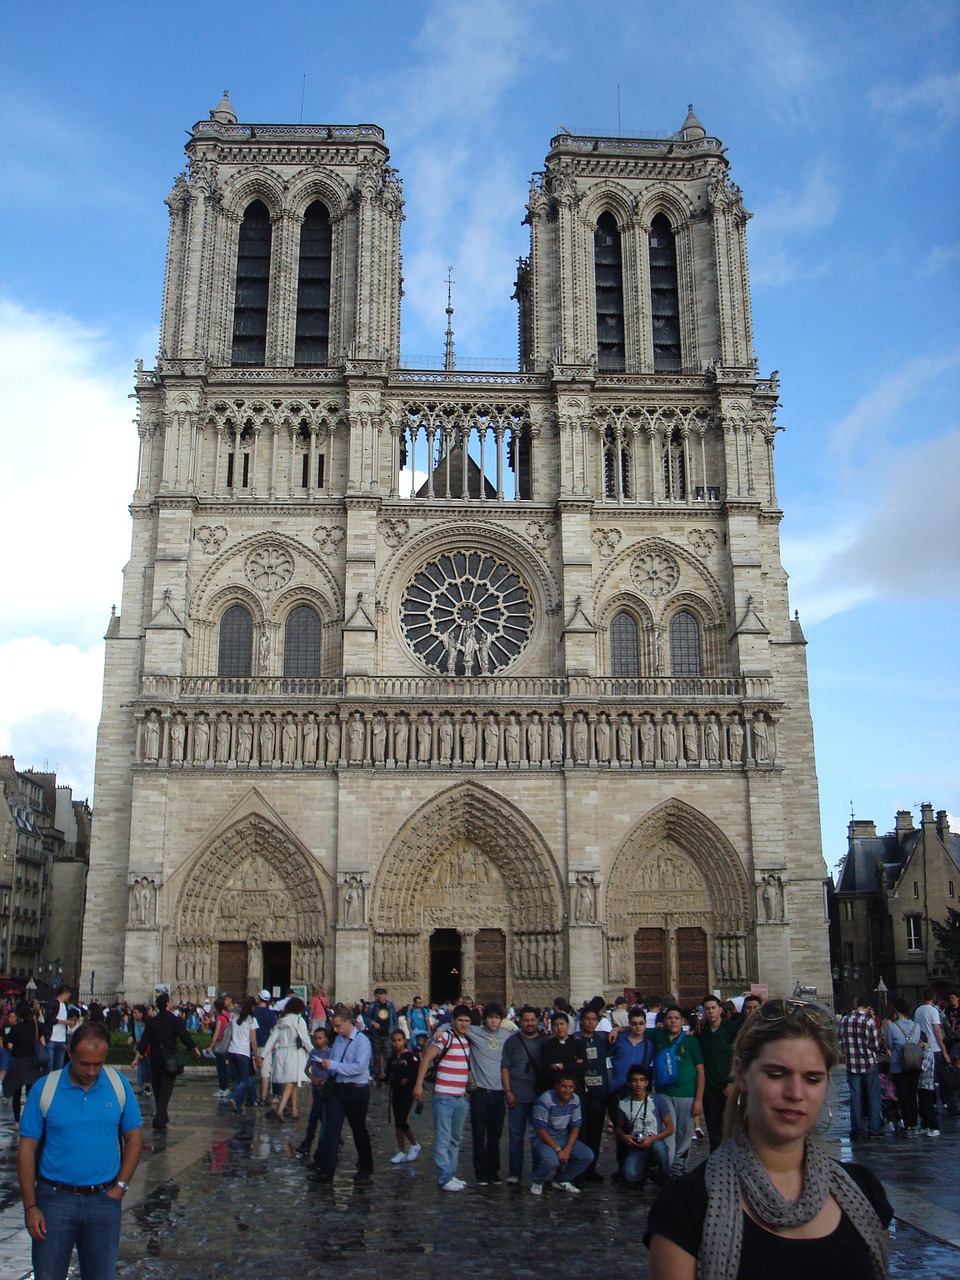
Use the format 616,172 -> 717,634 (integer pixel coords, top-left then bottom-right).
39,1065 -> 126,1117
652,1031 -> 684,1091
891,1021 -> 924,1072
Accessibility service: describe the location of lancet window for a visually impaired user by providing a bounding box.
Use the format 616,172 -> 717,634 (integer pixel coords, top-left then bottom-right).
669,610 -> 701,677
284,606 -> 322,678
603,426 -> 632,499
294,202 -> 332,367
218,605 -> 254,677
231,201 -> 272,367
610,611 -> 640,678
662,427 -> 687,500
649,213 -> 681,372
595,212 -> 626,372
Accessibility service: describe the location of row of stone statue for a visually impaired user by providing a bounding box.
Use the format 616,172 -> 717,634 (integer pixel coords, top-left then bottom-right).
138,706 -> 776,768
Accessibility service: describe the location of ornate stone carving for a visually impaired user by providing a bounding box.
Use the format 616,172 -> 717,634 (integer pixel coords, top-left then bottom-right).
399,552 -> 533,675
313,525 -> 346,555
591,527 -> 622,558
195,524 -> 228,554
687,528 -> 718,557
759,873 -> 785,923
129,876 -> 156,928
339,875 -> 367,927
380,518 -> 409,549
572,874 -> 597,924
245,545 -> 295,593
631,550 -> 680,597
525,519 -> 558,551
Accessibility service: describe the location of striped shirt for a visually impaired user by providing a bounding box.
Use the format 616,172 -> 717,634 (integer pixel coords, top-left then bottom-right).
433,1029 -> 470,1096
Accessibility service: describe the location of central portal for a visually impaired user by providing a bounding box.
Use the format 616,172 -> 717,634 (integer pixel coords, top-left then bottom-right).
430,929 -> 462,1004
262,941 -> 291,995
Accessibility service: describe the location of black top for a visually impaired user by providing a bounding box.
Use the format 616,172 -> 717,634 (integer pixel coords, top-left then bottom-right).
644,1158 -> 892,1280
141,1010 -> 196,1064
4,1021 -> 40,1059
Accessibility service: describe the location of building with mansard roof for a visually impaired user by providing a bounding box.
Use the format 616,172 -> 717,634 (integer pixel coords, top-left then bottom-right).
81,95 -> 832,1007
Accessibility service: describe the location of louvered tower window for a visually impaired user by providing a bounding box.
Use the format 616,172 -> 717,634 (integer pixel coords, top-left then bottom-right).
218,605 -> 254,677
669,610 -> 701,677
231,201 -> 271,367
284,606 -> 322,677
610,612 -> 640,678
295,202 -> 332,367
649,213 -> 681,372
595,212 -> 625,372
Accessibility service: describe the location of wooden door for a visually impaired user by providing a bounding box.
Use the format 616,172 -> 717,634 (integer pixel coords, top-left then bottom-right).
634,928 -> 667,1001
217,941 -> 248,1000
676,927 -> 708,1004
474,928 -> 506,1007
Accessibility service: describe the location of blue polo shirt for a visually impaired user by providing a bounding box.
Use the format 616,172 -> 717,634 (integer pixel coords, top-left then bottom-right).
20,1067 -> 142,1186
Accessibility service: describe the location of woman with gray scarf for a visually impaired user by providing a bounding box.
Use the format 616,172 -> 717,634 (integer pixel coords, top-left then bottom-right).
645,997 -> 891,1279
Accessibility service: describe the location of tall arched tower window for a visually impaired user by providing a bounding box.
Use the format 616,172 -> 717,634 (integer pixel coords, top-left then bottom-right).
595,212 -> 625,372
218,605 -> 254,677
295,202 -> 332,367
284,606 -> 322,677
669,610 -> 701,677
231,200 -> 272,367
610,611 -> 640,677
662,427 -> 686,499
603,427 -> 632,499
649,213 -> 681,372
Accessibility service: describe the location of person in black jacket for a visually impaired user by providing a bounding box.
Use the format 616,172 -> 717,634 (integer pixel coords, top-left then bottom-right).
139,993 -> 200,1130
539,1011 -> 586,1092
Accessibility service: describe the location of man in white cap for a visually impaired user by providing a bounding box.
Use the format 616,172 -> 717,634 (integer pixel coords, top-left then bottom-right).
253,991 -> 278,1106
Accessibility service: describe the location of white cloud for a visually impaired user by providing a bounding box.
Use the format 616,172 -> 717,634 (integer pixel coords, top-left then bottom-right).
869,69 -> 960,133
926,240 -> 960,273
0,297 -> 137,641
748,163 -> 841,287
828,349 -> 960,461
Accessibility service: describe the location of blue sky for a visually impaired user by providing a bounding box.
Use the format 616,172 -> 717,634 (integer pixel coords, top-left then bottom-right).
0,0 -> 957,871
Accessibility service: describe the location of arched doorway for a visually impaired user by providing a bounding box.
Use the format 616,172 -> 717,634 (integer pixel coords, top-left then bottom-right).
371,783 -> 564,1004
430,929 -> 462,1004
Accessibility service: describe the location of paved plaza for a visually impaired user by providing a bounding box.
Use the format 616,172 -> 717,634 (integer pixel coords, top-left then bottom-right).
1,1068 -> 959,1279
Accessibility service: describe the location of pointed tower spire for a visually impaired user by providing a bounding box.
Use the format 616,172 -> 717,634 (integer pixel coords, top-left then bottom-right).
210,90 -> 237,125
680,104 -> 705,141
444,267 -> 456,372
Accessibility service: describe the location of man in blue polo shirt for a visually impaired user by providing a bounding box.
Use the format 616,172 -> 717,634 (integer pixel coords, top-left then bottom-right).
17,1021 -> 142,1280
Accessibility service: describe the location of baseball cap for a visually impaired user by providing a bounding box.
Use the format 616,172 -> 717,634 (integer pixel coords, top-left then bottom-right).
258,989 -> 272,1001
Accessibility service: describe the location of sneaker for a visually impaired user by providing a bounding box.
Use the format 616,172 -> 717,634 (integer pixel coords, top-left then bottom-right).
555,1180 -> 580,1194
928,1128 -> 941,1137
391,1151 -> 409,1164
506,1174 -> 520,1185
476,1178 -> 489,1186
530,1182 -> 543,1195
405,1144 -> 422,1162
295,1143 -> 312,1156
442,1177 -> 465,1192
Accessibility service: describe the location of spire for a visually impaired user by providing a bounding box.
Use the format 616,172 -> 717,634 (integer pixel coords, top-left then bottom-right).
210,90 -> 237,125
444,266 -> 456,372
680,104 -> 705,141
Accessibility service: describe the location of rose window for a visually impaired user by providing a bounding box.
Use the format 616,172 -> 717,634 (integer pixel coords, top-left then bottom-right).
400,552 -> 533,675
245,545 -> 295,593
631,550 -> 680,597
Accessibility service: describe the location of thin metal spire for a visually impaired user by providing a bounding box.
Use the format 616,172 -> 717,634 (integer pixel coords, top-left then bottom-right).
444,266 -> 455,372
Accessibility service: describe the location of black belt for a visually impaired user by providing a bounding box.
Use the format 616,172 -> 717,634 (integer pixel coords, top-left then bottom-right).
39,1177 -> 117,1195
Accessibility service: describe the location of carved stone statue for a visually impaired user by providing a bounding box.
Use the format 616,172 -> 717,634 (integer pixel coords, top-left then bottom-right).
662,716 -> 678,762
640,715 -> 655,764
548,717 -> 564,764
704,716 -> 720,763
504,716 -> 520,766
325,717 -> 341,765
259,716 -> 276,763
215,715 -> 232,763
258,627 -> 270,675
347,713 -> 364,762
483,717 -> 499,765
655,627 -> 665,675
302,716 -> 318,764
617,718 -> 632,763
683,717 -> 699,762
143,713 -> 160,762
281,714 -> 298,763
595,716 -> 611,763
341,877 -> 364,927
728,717 -> 744,763
572,713 -> 588,763
477,629 -> 492,674
132,878 -> 153,926
461,717 -> 476,764
573,875 -> 596,924
417,717 -> 432,763
236,716 -> 253,763
438,717 -> 453,764
372,717 -> 387,765
192,716 -> 210,764
753,715 -> 769,763
462,622 -> 477,675
527,713 -> 542,764
170,715 -> 186,761
394,716 -> 409,765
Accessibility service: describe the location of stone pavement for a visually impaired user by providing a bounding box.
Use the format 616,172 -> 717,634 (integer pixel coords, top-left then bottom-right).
0,1068 -> 959,1279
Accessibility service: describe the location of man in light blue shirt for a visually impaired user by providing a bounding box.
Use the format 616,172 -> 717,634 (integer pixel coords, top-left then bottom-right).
309,1011 -> 374,1182
18,1021 -> 142,1280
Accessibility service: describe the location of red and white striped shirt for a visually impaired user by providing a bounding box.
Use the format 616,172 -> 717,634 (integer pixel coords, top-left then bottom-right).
434,1029 -> 470,1096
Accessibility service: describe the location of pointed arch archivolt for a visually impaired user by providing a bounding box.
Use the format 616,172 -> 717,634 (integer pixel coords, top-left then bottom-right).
372,781 -> 563,931
604,798 -> 751,932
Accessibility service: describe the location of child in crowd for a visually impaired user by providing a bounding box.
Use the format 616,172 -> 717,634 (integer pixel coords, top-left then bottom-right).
296,1027 -> 330,1156
918,1039 -> 940,1136
384,1028 -> 421,1163
615,1065 -> 674,1188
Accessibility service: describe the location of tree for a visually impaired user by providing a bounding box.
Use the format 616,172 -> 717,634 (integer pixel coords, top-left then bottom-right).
930,909 -> 960,980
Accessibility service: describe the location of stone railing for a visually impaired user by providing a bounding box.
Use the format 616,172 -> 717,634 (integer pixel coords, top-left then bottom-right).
134,699 -> 780,773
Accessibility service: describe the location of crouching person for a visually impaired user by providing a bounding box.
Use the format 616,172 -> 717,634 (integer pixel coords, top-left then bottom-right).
529,1071 -> 594,1195
616,1065 -> 674,1189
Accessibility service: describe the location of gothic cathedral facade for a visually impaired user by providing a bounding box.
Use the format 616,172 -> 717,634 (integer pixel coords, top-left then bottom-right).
82,95 -> 831,1007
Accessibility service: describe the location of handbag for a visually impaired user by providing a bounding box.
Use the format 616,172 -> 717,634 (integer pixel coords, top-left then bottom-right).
894,1021 -> 924,1071
162,1048 -> 185,1075
33,1027 -> 51,1072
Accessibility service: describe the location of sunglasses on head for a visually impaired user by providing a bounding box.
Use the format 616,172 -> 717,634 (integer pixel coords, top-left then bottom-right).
756,998 -> 835,1029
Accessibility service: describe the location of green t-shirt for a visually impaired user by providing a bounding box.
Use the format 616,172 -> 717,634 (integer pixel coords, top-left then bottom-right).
648,1027 -> 704,1097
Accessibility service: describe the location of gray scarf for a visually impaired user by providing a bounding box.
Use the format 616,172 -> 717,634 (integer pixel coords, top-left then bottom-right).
699,1128 -> 888,1280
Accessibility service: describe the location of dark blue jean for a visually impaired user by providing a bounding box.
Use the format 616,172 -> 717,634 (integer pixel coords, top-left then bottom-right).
303,1084 -> 326,1147
507,1100 -> 535,1177
847,1066 -> 882,1137
50,1042 -> 68,1072
229,1053 -> 256,1108
214,1051 -> 231,1091
469,1088 -> 506,1180
33,1182 -> 123,1280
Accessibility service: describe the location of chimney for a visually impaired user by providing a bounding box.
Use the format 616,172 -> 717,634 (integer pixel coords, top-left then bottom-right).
848,818 -> 876,847
895,810 -> 915,840
921,802 -> 936,829
937,810 -> 951,843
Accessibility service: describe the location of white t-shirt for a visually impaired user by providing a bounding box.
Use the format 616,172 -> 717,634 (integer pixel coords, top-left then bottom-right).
914,1004 -> 943,1054
229,1015 -> 254,1056
50,1001 -> 69,1044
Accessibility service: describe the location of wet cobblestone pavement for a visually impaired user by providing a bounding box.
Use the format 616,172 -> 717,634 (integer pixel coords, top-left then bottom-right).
1,1070 -> 959,1278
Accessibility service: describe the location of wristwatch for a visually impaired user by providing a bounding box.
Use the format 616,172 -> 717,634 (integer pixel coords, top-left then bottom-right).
115,1181 -> 130,1193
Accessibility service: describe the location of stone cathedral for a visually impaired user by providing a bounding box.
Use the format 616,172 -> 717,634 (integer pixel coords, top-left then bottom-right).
82,94 -> 832,1008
